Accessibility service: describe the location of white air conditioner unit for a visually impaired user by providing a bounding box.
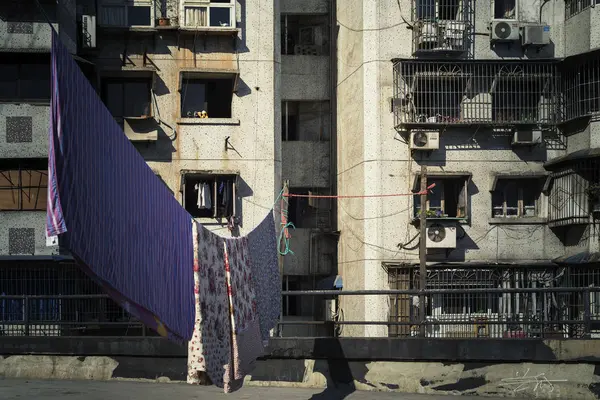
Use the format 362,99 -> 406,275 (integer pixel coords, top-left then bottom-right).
490,19 -> 520,42
81,15 -> 97,48
521,24 -> 551,46
426,221 -> 457,249
410,131 -> 440,151
511,129 -> 542,146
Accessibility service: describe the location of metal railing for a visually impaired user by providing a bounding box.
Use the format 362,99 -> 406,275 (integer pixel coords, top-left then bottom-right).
278,286 -> 600,339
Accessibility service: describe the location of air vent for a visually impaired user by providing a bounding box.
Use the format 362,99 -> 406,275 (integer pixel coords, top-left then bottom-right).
9,228 -> 35,255
6,116 -> 33,143
512,129 -> 542,146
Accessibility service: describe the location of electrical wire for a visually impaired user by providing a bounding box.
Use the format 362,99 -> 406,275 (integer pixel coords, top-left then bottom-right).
284,183 -> 435,199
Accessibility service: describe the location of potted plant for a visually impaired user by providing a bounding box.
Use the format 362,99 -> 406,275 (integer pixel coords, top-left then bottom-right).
586,183 -> 600,217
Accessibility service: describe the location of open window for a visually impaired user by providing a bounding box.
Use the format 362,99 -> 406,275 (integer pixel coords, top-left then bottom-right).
181,172 -> 237,219
413,173 -> 470,219
179,72 -> 236,118
101,76 -> 153,127
181,0 -> 236,28
491,176 -> 544,219
99,0 -> 154,27
0,160 -> 48,211
0,53 -> 50,103
493,0 -> 517,19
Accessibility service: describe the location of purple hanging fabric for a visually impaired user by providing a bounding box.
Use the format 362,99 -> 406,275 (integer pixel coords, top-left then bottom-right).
46,31 -> 194,342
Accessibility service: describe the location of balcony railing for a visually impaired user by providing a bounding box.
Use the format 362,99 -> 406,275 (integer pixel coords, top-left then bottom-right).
393,59 -> 561,130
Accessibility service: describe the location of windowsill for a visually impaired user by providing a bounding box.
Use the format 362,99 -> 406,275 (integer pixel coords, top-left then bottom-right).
489,217 -> 547,225
176,118 -> 240,126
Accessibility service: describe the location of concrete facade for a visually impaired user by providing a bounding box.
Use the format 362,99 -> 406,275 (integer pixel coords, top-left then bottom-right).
335,0 -> 600,337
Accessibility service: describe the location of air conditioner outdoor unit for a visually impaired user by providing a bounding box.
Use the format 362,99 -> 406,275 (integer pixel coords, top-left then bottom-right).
81,15 -> 97,48
410,131 -> 440,151
521,24 -> 550,46
511,129 -> 542,146
426,221 -> 457,249
490,19 -> 520,42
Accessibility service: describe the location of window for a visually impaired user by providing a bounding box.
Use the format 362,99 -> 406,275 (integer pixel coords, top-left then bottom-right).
491,179 -> 541,218
415,0 -> 462,20
282,101 -> 331,141
182,173 -> 236,219
100,1 -> 154,27
0,54 -> 50,102
182,0 -> 235,28
493,0 -> 517,19
0,161 -> 48,211
101,77 -> 152,126
414,176 -> 469,218
180,78 -> 233,118
281,15 -> 330,56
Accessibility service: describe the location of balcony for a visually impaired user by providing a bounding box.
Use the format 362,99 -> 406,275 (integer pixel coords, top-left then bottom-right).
393,60 -> 560,131
282,141 -> 330,188
411,0 -> 474,56
0,212 -> 58,257
0,104 -> 49,159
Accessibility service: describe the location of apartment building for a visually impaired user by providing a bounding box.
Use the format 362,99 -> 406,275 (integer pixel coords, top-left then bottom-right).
0,0 -> 277,338
336,0 -> 600,339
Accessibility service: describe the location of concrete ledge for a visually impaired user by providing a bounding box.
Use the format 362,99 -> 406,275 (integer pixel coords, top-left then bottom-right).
3,337 -> 600,363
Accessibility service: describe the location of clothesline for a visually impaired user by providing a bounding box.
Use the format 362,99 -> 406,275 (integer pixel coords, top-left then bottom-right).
283,183 -> 436,199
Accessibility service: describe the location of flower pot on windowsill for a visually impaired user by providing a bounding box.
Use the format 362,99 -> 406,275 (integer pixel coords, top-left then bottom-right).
158,17 -> 170,27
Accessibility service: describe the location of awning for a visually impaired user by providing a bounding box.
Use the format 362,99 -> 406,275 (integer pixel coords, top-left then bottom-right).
489,171 -> 548,191
411,171 -> 472,193
544,148 -> 600,169
554,252 -> 600,265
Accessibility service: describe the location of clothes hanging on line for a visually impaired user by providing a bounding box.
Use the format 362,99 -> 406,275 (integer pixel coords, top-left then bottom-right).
195,182 -> 212,210
187,211 -> 281,393
46,31 -> 194,343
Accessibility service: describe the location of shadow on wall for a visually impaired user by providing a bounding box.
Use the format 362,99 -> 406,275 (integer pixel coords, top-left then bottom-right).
310,339 -> 359,399
491,41 -> 555,59
236,0 -> 249,54
235,77 -> 252,97
552,224 -> 591,247
133,125 -> 177,162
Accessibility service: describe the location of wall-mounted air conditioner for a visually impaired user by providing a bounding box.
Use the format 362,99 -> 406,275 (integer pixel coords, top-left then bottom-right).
425,221 -> 457,249
490,19 -> 520,42
511,129 -> 542,146
521,24 -> 550,46
81,15 -> 97,48
410,131 -> 440,151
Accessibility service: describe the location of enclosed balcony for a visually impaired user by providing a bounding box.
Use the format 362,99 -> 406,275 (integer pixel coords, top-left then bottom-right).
412,0 -> 474,57
393,60 -> 560,131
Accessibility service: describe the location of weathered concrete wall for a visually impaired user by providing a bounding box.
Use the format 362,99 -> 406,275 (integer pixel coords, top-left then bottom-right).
0,211 -> 58,256
281,0 -> 330,15
336,0 -> 574,338
0,20 -> 57,51
2,355 -> 599,399
91,0 -> 277,234
336,0 -> 366,337
282,141 -> 330,188
281,56 -> 330,100
0,104 -> 49,159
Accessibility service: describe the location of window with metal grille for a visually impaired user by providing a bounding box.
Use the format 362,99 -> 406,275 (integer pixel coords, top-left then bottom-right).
565,0 -> 595,20
0,160 -> 47,211
561,50 -> 600,123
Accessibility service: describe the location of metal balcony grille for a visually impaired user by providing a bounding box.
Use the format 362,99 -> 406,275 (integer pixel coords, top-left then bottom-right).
0,262 -> 149,337
565,0 -> 593,20
561,51 -> 600,123
411,0 -> 474,56
393,60 -> 560,130
387,265 -> 600,339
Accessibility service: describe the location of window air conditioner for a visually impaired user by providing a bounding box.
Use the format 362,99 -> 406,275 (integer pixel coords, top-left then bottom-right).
409,131 -> 440,151
511,129 -> 542,146
81,15 -> 97,48
490,19 -> 520,42
425,221 -> 457,249
521,24 -> 550,46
